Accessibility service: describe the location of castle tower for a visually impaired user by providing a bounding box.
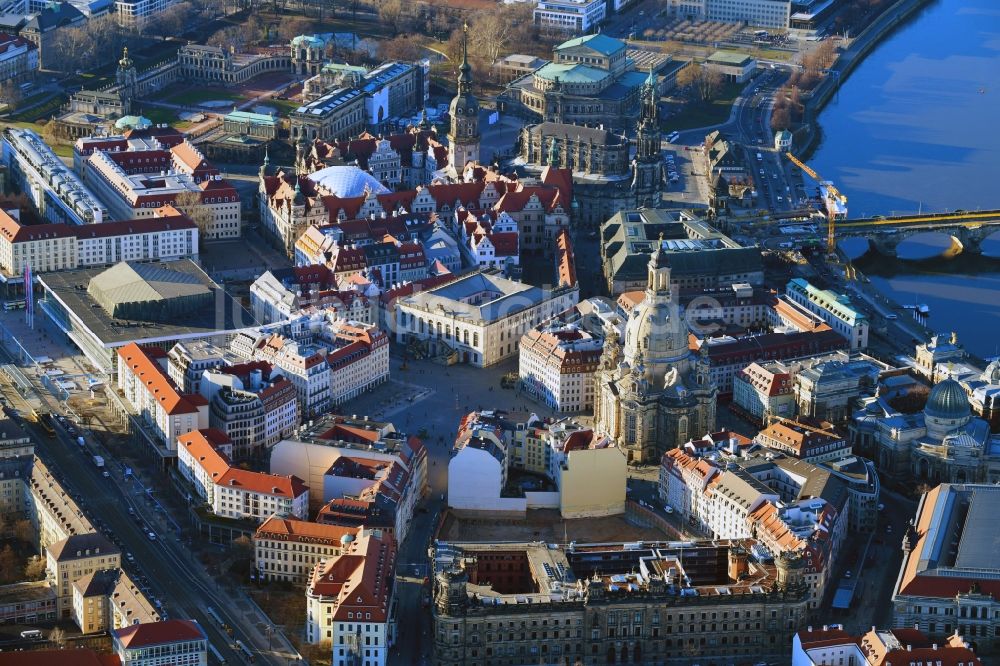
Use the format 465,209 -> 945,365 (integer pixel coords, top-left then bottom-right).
775,551 -> 805,592
116,47 -> 138,117
447,23 -> 480,175
632,68 -> 664,208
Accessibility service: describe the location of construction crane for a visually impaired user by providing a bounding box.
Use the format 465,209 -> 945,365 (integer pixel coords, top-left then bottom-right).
785,152 -> 848,253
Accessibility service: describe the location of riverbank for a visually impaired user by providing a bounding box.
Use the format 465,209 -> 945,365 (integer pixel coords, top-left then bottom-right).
793,0 -> 934,156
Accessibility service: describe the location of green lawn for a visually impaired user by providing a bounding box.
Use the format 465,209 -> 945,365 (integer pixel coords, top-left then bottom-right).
265,97 -> 300,116
664,82 -> 743,131
154,85 -> 246,106
10,94 -> 67,123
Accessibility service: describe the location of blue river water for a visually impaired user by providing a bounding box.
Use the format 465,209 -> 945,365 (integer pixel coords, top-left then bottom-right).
808,0 -> 1000,358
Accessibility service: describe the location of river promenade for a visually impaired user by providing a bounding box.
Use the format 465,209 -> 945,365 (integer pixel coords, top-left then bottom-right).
796,0 -> 933,155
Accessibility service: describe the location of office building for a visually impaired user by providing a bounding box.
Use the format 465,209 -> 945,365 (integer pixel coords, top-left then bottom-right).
40,259 -> 256,374
533,0 -> 607,33
2,127 -> 106,225
83,140 -> 241,240
519,323 -> 602,413
601,209 -> 763,294
46,533 -> 121,617
786,279 -> 869,350
0,208 -> 198,278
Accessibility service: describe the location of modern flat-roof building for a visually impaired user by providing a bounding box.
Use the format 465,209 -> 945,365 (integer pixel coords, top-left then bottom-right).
39,259 -> 257,373
2,127 -> 107,225
600,208 -> 763,294
533,0 -> 607,33
893,483 -> 1000,651
705,50 -> 758,83
706,0 -> 790,27
395,270 -> 579,368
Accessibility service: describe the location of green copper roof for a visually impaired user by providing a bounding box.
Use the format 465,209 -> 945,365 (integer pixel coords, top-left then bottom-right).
556,33 -> 626,57
535,62 -> 609,84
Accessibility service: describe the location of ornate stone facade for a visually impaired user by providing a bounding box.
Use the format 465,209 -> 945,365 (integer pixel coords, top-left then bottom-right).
851,378 -> 1000,485
593,245 -> 717,463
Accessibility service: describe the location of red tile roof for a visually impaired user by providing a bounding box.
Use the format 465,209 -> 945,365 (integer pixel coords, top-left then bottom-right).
117,343 -> 205,416
308,529 -> 395,622
256,516 -> 358,544
114,619 -> 204,648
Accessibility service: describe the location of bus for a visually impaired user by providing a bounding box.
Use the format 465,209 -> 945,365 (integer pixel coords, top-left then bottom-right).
3,300 -> 25,311
20,629 -> 42,640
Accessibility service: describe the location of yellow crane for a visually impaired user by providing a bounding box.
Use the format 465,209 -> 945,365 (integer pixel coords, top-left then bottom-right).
785,152 -> 848,252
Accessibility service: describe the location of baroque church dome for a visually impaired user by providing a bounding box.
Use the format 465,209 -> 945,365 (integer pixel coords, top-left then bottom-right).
924,378 -> 971,420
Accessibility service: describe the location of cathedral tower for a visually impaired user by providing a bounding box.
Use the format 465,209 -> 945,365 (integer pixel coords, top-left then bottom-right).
447,24 -> 480,175
632,69 -> 664,208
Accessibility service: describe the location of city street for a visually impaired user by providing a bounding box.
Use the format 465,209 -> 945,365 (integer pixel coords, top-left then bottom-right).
0,318 -> 298,665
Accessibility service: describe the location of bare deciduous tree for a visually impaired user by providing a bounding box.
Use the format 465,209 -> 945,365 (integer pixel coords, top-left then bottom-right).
24,556 -> 46,581
676,63 -> 724,103
172,191 -> 213,248
379,36 -> 423,62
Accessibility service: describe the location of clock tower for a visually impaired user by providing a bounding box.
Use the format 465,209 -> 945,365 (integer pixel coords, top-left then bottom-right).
447,24 -> 480,175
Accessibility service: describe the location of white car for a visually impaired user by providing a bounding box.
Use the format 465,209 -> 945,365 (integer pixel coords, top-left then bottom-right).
663,504 -> 674,514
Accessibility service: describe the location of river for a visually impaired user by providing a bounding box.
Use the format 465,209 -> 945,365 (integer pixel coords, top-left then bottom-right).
808,0 -> 1000,358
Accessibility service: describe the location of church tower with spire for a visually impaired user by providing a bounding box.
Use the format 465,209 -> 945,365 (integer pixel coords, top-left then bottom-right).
632,68 -> 664,208
447,23 -> 480,176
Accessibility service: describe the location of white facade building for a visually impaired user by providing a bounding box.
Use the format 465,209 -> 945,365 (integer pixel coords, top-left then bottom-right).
116,343 -> 208,450
305,529 -> 396,664
519,324 -> 602,413
786,278 -> 869,349
534,0 -> 607,33
177,429 -> 309,523
0,208 -> 199,278
395,270 -> 579,368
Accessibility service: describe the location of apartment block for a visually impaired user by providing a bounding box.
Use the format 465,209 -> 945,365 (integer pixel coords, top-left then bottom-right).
254,516 -> 357,583
177,429 -> 309,523
116,343 -> 209,451
305,528 -> 396,663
